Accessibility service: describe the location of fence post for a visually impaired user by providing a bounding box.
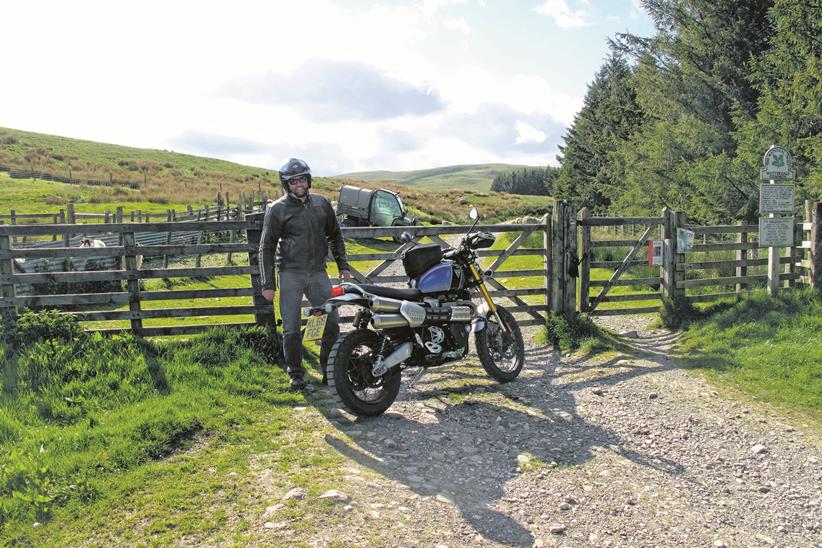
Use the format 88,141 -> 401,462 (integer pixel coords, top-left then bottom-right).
164,209 -> 173,268
578,207 -> 591,313
550,202 -> 577,317
565,203 -> 578,315
661,207 -> 677,300
9,210 -> 16,246
736,220 -> 747,292
812,202 -> 822,291
122,231 -> 143,335
0,233 -> 17,322
245,212 -> 275,327
542,212 -> 552,321
64,202 -> 76,271
550,202 -> 565,315
116,206 -> 124,269
674,212 -> 687,300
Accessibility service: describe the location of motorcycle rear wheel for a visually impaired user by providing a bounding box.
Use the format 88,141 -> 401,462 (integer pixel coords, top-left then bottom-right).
327,329 -> 401,416
475,305 -> 524,382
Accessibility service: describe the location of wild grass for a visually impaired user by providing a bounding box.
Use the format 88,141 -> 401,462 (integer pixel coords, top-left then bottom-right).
674,288 -> 822,421
338,163 -> 535,192
0,310 -> 312,543
0,128 -> 551,224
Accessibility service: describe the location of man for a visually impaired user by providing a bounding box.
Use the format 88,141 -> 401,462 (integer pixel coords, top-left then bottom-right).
259,158 -> 352,390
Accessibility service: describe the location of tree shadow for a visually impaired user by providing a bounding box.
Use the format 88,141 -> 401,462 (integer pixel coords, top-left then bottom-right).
316,339 -> 686,546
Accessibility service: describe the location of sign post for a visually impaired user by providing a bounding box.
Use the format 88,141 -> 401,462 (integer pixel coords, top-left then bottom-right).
759,145 -> 795,296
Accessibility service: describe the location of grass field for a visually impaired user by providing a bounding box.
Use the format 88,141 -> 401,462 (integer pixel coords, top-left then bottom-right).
0,127 -> 550,224
0,315 -> 316,544
338,163 -> 537,192
675,289 -> 822,423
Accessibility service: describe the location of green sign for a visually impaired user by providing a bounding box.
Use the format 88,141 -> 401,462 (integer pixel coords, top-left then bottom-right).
760,145 -> 794,181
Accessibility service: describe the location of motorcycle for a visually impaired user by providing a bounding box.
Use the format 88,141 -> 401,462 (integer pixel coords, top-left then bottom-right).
311,207 -> 525,416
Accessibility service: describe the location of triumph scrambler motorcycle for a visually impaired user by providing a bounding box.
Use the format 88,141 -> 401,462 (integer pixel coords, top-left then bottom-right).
311,207 -> 525,416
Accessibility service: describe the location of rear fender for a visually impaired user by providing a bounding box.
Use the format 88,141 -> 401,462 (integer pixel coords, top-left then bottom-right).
311,293 -> 371,315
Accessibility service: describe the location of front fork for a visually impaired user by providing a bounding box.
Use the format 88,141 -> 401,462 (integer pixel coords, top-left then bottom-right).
468,263 -> 510,333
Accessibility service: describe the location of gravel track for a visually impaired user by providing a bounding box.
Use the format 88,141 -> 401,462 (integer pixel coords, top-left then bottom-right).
286,313 -> 821,547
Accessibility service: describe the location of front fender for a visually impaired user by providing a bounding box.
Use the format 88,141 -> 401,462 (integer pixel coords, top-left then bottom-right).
472,301 -> 490,332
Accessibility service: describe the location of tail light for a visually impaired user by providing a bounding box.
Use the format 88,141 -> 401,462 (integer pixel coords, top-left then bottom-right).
331,285 -> 345,297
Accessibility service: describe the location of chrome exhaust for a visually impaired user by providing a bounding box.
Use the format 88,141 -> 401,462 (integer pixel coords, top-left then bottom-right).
371,296 -> 403,312
371,313 -> 409,329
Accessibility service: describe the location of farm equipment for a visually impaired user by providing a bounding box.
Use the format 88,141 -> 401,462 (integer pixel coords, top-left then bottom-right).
336,185 -> 416,233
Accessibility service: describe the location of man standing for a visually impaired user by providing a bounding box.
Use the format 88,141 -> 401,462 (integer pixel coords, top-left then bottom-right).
259,158 -> 352,390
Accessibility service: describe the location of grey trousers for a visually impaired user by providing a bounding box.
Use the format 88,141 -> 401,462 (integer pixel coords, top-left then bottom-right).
278,270 -> 340,379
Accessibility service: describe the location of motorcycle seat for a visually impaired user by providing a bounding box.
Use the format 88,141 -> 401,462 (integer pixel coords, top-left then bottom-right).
357,284 -> 422,301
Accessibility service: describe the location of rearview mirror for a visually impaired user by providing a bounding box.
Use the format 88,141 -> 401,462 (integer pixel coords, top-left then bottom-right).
469,206 -> 478,220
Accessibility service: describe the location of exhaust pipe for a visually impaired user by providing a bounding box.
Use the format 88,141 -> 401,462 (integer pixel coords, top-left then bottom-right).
371,296 -> 403,312
371,313 -> 409,329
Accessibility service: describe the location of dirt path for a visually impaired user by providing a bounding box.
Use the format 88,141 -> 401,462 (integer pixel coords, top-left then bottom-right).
273,314 -> 821,547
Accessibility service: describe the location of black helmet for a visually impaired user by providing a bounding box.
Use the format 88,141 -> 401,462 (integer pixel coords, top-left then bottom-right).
278,158 -> 312,192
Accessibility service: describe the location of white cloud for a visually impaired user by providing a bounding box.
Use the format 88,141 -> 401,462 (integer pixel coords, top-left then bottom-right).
0,0 -> 590,174
514,121 -> 547,144
534,0 -> 589,28
443,17 -> 471,36
421,0 -> 468,18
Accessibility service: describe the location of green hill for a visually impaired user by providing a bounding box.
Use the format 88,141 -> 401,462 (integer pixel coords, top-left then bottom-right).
337,163 -> 539,192
0,127 -> 551,222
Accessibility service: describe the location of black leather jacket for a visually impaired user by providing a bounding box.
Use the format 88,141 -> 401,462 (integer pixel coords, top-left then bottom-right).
259,192 -> 349,290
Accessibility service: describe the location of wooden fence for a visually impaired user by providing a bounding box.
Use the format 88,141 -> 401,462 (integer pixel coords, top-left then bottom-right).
577,202 -> 820,315
0,213 -> 553,335
0,202 -> 819,336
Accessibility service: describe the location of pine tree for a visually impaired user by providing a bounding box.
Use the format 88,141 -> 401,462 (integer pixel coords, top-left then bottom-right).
612,0 -> 774,222
556,52 -> 643,213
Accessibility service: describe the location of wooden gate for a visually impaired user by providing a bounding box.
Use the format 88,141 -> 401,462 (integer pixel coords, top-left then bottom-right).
577,208 -> 664,316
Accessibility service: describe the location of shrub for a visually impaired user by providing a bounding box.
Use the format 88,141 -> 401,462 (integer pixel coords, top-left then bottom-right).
544,313 -> 600,350
11,309 -> 86,350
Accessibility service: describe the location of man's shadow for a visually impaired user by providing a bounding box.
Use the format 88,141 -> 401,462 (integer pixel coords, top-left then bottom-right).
318,340 -> 685,546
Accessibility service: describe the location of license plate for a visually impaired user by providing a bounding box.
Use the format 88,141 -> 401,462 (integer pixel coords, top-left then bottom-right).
303,308 -> 328,342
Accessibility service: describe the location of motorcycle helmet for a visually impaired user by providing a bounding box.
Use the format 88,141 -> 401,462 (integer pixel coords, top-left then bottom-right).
278,158 -> 312,192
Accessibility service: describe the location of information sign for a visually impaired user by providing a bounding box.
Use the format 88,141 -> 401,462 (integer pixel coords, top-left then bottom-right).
676,228 -> 695,253
758,217 -> 794,247
759,184 -> 795,214
760,145 -> 794,181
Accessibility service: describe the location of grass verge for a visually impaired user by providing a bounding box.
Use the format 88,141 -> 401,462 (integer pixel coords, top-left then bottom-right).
0,310 -> 324,543
674,288 -> 822,422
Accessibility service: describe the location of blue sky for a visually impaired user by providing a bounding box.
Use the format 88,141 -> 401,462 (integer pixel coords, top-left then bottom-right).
0,0 -> 655,175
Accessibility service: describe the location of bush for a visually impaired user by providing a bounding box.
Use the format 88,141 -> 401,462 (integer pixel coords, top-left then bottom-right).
10,309 -> 86,350
544,313 -> 600,350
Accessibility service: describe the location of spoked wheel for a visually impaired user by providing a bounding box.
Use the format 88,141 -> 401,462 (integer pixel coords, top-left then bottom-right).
327,329 -> 401,416
475,305 -> 525,382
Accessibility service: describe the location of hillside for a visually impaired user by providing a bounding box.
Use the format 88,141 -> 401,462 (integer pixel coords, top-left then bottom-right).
337,163 -> 538,192
0,127 -> 550,223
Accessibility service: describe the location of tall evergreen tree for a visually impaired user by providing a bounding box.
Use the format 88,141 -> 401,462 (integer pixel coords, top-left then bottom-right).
612,0 -> 774,222
555,52 -> 643,213
735,0 -> 822,206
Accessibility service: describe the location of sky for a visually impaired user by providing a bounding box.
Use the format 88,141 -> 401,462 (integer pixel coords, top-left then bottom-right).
0,0 -> 655,176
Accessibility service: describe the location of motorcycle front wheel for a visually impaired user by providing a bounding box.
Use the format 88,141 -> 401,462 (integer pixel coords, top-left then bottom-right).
327,329 -> 401,416
475,305 -> 525,382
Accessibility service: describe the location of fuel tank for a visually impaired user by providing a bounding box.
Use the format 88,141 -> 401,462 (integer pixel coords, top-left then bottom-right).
417,262 -> 463,293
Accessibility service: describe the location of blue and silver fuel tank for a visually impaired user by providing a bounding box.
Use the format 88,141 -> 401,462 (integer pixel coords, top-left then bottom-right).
417,262 -> 453,293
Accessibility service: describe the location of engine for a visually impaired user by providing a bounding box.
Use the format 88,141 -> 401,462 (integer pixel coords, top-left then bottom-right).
365,296 -> 474,365
418,299 -> 472,361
